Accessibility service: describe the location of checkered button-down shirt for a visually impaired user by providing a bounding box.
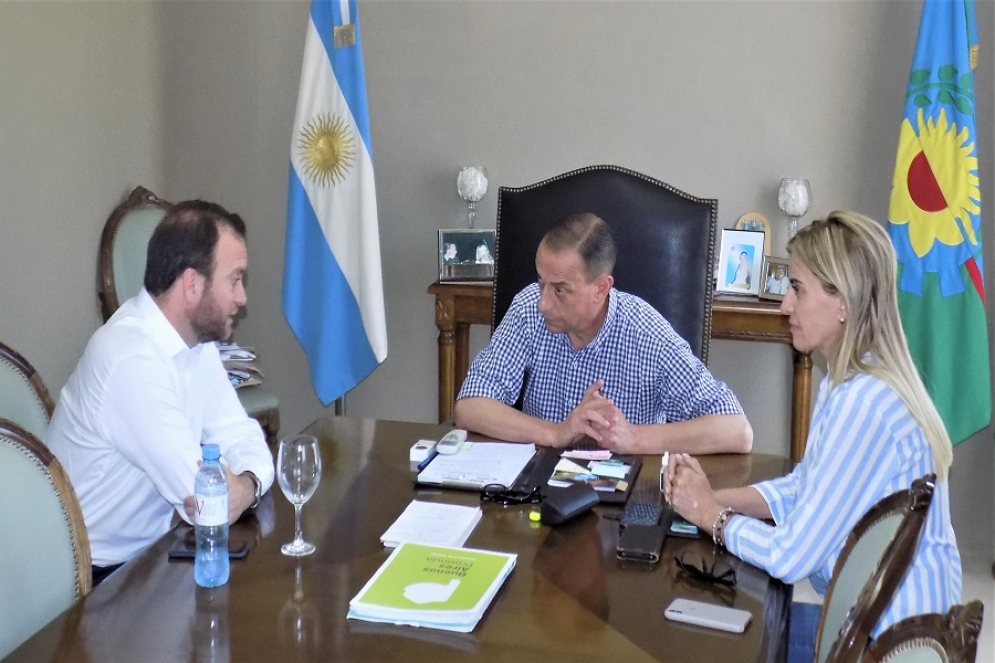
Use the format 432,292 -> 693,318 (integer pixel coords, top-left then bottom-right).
457,284 -> 743,424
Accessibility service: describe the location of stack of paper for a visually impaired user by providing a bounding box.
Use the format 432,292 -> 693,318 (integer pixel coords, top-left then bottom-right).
380,501 -> 482,549
217,342 -> 263,389
348,543 -> 517,633
217,342 -> 257,362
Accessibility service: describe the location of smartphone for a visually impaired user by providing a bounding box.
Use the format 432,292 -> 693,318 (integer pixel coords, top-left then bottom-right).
666,513 -> 702,539
167,538 -> 250,561
664,598 -> 752,633
616,524 -> 666,564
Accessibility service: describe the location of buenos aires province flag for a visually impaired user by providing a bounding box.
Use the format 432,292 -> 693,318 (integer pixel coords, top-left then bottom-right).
284,0 -> 387,405
886,0 -> 989,444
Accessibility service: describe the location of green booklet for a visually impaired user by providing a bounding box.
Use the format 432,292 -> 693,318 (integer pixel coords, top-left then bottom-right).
347,543 -> 517,633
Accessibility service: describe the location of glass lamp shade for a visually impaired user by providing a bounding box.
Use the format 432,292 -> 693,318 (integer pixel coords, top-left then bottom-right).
457,165 -> 488,228
777,178 -> 812,238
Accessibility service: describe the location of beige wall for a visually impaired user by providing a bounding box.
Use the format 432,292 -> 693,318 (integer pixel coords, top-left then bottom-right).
1,1 -> 992,550
0,0 -> 164,389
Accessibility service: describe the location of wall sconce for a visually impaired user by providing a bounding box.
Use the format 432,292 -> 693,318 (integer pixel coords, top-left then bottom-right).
457,165 -> 488,229
777,178 -> 812,239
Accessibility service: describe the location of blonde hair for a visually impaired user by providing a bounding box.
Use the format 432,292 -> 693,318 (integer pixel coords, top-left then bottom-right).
787,211 -> 952,480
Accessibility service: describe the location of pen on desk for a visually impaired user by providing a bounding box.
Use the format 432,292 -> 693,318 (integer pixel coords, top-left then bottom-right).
417,448 -> 440,472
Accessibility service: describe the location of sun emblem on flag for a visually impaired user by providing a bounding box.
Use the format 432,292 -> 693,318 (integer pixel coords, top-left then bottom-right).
889,107 -> 980,259
298,113 -> 355,187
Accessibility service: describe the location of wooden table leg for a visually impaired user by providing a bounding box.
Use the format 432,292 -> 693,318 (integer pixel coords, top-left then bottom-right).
790,351 -> 812,463
454,323 -> 471,401
435,301 -> 457,424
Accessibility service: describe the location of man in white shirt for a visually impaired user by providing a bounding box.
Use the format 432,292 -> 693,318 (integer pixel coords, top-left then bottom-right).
765,264 -> 790,295
47,200 -> 275,584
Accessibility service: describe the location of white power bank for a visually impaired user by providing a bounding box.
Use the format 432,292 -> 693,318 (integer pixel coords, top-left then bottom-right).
409,439 -> 437,462
664,598 -> 752,633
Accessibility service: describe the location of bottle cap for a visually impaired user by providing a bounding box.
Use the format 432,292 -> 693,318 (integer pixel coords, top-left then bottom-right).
202,443 -> 221,461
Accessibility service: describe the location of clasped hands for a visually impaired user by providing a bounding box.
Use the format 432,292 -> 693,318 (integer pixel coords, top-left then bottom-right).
661,453 -> 722,533
552,379 -> 637,451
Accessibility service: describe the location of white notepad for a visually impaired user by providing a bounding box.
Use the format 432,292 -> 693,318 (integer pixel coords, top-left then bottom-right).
416,442 -> 537,491
380,500 -> 483,548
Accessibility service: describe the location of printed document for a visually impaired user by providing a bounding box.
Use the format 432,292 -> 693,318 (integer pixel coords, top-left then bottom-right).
381,501 -> 482,548
417,442 -> 536,490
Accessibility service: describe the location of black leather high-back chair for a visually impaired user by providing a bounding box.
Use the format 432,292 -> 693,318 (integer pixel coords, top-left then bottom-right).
493,165 -> 717,363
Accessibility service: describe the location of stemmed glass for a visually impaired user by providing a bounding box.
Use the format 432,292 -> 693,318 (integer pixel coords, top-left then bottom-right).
457,165 -> 488,229
277,434 -> 322,556
777,178 -> 812,239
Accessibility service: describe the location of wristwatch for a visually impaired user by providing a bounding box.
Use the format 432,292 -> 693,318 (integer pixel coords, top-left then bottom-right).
243,471 -> 263,509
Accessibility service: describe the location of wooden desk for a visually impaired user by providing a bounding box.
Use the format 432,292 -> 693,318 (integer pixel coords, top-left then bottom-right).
8,416 -> 790,662
429,281 -> 812,463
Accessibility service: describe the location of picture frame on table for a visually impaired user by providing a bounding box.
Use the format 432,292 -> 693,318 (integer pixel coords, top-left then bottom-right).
758,256 -> 791,302
438,229 -> 496,281
715,229 -> 765,296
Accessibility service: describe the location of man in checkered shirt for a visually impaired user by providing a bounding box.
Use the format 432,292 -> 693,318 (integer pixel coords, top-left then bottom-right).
455,212 -> 752,454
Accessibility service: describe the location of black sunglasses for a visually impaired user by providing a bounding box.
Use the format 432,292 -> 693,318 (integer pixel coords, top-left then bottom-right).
480,484 -> 542,506
674,554 -> 737,587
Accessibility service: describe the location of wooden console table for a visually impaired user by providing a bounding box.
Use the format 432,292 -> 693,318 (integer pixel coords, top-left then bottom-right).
429,281 -> 811,462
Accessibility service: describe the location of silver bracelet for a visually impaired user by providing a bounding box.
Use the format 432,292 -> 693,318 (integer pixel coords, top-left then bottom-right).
711,507 -> 735,547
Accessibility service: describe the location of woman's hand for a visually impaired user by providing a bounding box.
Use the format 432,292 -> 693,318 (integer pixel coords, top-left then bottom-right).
667,453 -> 723,531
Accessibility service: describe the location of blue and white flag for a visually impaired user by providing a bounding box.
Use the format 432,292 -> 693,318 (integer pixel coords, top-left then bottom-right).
284,0 -> 387,405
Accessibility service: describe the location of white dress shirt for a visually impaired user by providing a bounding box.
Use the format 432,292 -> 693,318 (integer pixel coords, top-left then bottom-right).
48,289 -> 275,566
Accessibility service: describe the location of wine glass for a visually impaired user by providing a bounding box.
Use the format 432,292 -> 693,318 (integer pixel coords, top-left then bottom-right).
777,178 -> 812,239
457,165 -> 488,229
277,434 -> 322,556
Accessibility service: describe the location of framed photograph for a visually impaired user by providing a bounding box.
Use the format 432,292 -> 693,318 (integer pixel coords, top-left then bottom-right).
715,229 -> 765,295
734,212 -> 772,257
758,256 -> 790,301
438,229 -> 496,281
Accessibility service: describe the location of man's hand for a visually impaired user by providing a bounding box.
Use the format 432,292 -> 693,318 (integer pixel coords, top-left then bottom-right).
549,380 -> 612,448
226,467 -> 256,524
586,400 -> 639,452
182,464 -> 257,525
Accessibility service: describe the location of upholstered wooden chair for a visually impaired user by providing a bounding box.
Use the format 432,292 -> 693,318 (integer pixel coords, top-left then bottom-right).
0,339 -> 55,442
493,165 -> 717,363
859,601 -> 984,663
816,474 -> 937,663
0,418 -> 90,659
99,186 -> 280,444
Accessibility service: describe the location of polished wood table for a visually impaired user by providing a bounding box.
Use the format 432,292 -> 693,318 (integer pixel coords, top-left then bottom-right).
429,281 -> 812,462
7,417 -> 791,662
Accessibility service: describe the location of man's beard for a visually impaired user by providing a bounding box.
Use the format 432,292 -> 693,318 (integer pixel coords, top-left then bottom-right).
190,288 -> 231,343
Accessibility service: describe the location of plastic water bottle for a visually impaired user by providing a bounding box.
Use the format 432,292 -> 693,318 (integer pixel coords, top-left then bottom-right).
194,443 -> 229,587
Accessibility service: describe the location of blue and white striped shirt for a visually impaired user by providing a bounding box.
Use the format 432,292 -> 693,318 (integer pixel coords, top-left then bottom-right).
725,372 -> 962,635
457,284 -> 742,424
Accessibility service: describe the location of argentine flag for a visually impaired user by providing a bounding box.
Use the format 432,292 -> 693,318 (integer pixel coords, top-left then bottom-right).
284,0 -> 387,405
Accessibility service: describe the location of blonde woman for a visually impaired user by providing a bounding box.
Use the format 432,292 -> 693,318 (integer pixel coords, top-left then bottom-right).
665,211 -> 961,663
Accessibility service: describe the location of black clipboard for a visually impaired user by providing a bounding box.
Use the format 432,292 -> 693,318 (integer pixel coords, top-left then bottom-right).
529,448 -> 642,504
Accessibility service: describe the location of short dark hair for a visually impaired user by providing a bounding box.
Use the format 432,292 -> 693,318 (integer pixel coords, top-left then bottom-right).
144,200 -> 247,296
541,212 -> 617,279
